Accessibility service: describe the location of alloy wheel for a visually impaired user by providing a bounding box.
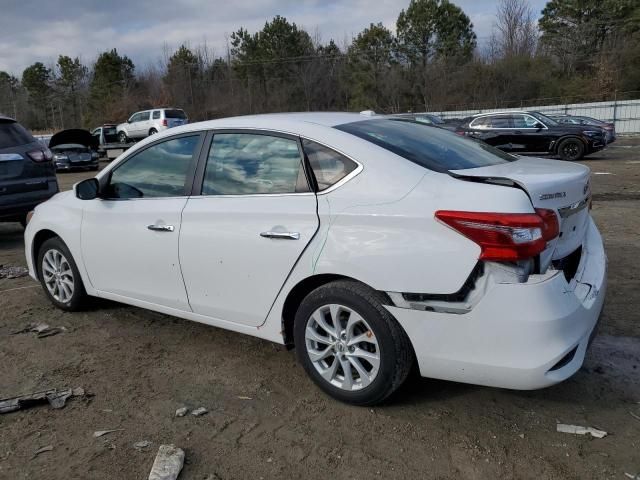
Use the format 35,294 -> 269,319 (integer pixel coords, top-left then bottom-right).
42,249 -> 74,303
304,303 -> 380,391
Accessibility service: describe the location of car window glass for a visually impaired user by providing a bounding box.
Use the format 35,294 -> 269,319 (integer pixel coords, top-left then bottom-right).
0,121 -> 35,148
470,117 -> 490,128
152,111 -> 161,119
202,133 -> 308,195
489,116 -> 512,128
336,119 -> 515,172
302,139 -> 357,191
106,135 -> 199,199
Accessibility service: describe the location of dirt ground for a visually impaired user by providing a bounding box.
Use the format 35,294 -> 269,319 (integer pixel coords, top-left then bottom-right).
0,139 -> 639,480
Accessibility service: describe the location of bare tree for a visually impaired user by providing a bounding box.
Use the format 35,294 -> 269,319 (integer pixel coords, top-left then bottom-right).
494,0 -> 538,58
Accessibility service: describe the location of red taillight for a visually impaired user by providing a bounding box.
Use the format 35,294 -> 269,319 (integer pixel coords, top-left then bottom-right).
535,208 -> 560,241
27,148 -> 52,163
435,210 -> 559,261
162,119 -> 168,126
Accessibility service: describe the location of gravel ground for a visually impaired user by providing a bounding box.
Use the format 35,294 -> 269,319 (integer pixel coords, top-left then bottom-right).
0,139 -> 639,479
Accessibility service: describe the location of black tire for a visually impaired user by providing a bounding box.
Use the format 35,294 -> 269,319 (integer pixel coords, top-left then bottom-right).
149,128 -> 158,136
118,131 -> 128,144
37,237 -> 88,311
557,138 -> 585,161
294,280 -> 414,406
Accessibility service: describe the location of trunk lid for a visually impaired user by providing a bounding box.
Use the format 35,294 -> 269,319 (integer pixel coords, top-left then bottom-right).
450,156 -> 591,265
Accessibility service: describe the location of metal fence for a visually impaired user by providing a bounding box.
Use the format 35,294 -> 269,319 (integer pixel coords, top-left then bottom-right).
431,98 -> 640,133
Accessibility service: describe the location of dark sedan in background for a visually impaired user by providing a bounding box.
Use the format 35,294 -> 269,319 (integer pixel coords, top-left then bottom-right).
455,111 -> 607,161
49,129 -> 99,171
549,114 -> 616,144
0,115 -> 58,225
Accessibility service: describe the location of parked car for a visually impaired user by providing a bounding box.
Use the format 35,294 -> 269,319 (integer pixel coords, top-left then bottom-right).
25,113 -> 605,405
50,129 -> 100,172
549,114 -> 616,144
0,116 -> 58,226
455,111 -> 607,161
91,124 -> 132,159
116,108 -> 188,143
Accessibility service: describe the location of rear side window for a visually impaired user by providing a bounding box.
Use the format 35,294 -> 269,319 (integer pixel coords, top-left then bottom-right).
302,139 -> 357,191
106,135 -> 199,199
489,116 -> 512,128
469,117 -> 490,129
152,111 -> 161,119
336,119 -> 514,172
165,109 -> 187,119
202,133 -> 308,195
0,121 -> 35,148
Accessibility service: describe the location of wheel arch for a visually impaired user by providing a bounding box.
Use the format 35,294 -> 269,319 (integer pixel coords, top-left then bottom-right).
553,135 -> 586,154
31,229 -> 61,276
280,273 -> 392,348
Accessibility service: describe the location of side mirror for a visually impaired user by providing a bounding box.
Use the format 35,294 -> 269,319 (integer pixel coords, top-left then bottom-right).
534,122 -> 544,130
75,178 -> 100,200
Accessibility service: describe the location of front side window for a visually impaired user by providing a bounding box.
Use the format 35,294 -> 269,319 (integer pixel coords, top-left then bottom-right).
336,119 -> 515,172
302,139 -> 357,191
202,133 -> 308,195
512,115 -> 539,128
105,135 -> 199,199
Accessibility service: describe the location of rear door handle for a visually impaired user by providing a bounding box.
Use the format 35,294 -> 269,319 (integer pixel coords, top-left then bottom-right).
260,231 -> 300,240
147,224 -> 175,232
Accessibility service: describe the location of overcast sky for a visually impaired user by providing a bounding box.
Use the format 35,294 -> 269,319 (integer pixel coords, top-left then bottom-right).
0,0 -> 548,75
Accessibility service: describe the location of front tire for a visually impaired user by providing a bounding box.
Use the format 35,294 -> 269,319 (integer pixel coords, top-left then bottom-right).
557,138 -> 585,161
37,237 -> 88,311
118,131 -> 128,144
294,280 -> 414,406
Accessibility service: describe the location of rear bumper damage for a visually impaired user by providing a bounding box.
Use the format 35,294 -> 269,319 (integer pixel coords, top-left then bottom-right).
387,217 -> 606,390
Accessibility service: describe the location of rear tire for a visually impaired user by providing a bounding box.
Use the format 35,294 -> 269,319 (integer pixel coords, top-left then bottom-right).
557,138 -> 585,161
37,237 -> 88,311
294,280 -> 414,406
118,131 -> 128,144
149,128 -> 158,136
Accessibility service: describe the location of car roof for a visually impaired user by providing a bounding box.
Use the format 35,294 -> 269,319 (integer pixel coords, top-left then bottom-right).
471,111 -> 536,117
0,115 -> 16,122
168,112 -> 380,133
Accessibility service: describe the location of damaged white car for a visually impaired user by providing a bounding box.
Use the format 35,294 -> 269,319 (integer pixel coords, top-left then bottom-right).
24,113 -> 606,405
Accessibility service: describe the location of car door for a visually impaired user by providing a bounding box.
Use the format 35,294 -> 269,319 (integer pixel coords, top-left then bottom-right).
179,131 -> 319,327
81,133 -> 204,310
512,114 -> 553,152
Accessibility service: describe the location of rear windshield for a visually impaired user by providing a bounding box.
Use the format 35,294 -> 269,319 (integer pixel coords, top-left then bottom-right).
0,121 -> 36,149
335,119 -> 515,172
165,109 -> 187,119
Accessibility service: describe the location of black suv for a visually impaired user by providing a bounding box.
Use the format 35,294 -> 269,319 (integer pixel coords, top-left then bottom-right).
0,116 -> 58,225
455,111 -> 607,161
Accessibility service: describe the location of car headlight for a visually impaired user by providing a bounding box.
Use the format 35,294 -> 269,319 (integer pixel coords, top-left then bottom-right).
583,130 -> 601,137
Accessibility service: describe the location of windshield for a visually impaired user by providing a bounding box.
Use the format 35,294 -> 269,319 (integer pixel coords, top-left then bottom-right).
165,109 -> 187,119
531,112 -> 558,126
335,119 -> 515,172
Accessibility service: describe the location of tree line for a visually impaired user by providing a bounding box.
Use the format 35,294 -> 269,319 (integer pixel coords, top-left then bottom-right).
1,0 -> 638,131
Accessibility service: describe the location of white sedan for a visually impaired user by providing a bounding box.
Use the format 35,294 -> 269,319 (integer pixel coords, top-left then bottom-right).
24,113 -> 606,405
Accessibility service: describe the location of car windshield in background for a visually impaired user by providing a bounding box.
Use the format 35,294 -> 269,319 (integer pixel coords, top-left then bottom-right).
0,120 -> 36,149
165,109 -> 187,119
531,112 -> 559,126
335,119 -> 515,172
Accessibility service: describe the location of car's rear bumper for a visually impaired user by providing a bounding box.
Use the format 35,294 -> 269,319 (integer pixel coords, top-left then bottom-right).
387,217 -> 606,390
0,180 -> 58,221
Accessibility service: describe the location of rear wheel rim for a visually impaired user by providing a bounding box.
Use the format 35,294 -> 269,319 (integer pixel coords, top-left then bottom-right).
42,249 -> 74,303
305,304 -> 380,391
563,142 -> 580,159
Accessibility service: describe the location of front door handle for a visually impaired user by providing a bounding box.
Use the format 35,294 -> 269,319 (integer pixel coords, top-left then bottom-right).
260,231 -> 300,240
147,224 -> 175,232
